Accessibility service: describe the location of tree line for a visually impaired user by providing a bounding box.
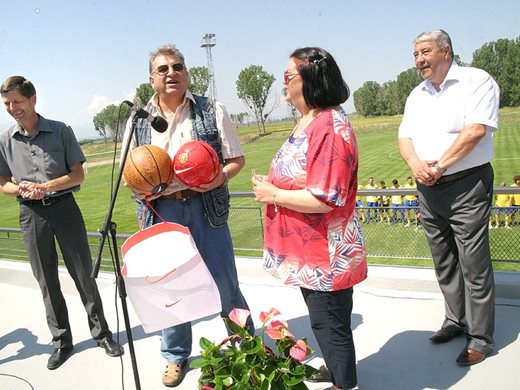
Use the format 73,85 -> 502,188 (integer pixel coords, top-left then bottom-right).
93,35 -> 520,140
354,35 -> 520,116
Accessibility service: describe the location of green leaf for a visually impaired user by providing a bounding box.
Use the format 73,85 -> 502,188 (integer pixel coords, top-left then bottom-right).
231,362 -> 248,378
223,318 -> 249,338
282,372 -> 305,386
240,336 -> 263,355
200,337 -> 217,351
304,364 -> 320,377
215,366 -> 232,378
189,357 -> 211,369
222,376 -> 234,387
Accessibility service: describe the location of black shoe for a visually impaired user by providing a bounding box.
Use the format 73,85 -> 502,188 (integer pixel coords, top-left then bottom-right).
307,365 -> 332,382
98,338 -> 124,357
430,327 -> 465,344
47,346 -> 74,370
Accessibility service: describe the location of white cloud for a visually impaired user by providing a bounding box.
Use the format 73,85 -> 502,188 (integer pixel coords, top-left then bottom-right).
86,91 -> 136,114
87,95 -> 114,113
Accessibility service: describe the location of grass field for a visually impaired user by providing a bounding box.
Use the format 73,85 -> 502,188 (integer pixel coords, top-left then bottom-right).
0,108 -> 518,268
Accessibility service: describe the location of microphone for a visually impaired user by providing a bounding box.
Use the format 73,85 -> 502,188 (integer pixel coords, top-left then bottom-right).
123,100 -> 168,133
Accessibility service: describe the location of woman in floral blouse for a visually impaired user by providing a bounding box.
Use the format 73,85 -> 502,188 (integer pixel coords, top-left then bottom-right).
252,47 -> 366,390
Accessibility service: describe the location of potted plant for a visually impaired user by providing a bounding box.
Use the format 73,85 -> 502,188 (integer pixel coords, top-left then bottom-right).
190,307 -> 319,389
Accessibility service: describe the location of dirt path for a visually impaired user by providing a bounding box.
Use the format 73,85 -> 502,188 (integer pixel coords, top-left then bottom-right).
84,159 -> 118,168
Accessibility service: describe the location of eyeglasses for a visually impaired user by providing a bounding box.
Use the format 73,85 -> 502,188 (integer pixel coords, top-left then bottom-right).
283,70 -> 300,85
154,63 -> 185,75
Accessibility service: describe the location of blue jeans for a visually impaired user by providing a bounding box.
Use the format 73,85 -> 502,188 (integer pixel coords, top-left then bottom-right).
154,195 -> 253,363
366,202 -> 378,222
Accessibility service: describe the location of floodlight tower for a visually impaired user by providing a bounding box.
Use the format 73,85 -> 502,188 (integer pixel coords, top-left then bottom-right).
201,33 -> 217,101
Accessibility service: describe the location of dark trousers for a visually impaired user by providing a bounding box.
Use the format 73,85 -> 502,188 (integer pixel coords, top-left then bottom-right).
418,164 -> 495,354
301,287 -> 357,390
19,195 -> 111,348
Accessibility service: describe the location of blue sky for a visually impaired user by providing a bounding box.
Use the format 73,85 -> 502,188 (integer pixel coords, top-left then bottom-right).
1,0 -> 519,140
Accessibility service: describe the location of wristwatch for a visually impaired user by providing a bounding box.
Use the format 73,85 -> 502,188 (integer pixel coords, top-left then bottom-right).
434,162 -> 447,174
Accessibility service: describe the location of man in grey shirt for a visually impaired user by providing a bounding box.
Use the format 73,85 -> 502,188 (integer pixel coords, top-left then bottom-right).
0,76 -> 124,370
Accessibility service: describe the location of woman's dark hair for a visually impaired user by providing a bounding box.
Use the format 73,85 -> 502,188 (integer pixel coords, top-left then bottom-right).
0,76 -> 36,98
290,47 -> 350,109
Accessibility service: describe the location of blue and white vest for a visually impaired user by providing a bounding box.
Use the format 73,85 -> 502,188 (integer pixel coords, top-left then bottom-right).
134,94 -> 230,228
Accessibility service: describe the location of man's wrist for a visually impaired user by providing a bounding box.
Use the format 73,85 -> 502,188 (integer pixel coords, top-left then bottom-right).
222,171 -> 228,186
434,162 -> 447,174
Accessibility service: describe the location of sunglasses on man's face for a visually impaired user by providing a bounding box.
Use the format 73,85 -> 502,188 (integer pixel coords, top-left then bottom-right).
154,63 -> 185,75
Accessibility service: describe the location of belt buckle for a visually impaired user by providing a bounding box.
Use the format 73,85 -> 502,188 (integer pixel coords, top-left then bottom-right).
41,197 -> 53,206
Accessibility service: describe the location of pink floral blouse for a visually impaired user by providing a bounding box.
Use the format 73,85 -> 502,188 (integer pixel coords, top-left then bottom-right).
263,107 -> 367,291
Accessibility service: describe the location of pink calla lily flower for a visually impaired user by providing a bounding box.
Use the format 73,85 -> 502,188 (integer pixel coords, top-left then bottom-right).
289,339 -> 308,361
266,319 -> 294,340
229,308 -> 251,329
259,307 -> 281,325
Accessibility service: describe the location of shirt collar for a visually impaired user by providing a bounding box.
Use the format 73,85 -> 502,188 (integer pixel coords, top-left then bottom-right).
11,114 -> 52,138
150,90 -> 196,110
421,61 -> 459,93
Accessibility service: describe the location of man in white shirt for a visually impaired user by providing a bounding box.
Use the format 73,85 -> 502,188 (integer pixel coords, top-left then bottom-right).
398,29 -> 499,366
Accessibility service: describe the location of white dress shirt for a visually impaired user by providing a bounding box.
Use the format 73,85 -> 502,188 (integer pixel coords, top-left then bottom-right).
398,63 -> 500,175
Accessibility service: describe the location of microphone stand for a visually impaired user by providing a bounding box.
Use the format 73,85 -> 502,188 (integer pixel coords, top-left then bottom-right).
91,112 -> 144,390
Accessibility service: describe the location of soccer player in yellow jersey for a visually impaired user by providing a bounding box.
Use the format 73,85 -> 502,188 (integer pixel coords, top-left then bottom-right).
356,184 -> 366,222
403,176 -> 419,227
390,179 -> 404,223
378,180 -> 391,223
511,175 -> 520,226
365,177 -> 379,223
494,182 -> 512,228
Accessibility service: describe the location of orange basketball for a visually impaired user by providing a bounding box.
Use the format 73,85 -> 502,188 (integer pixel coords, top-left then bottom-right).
123,145 -> 173,195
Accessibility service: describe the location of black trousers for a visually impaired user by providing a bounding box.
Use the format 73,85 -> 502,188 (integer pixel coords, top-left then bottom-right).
19,195 -> 112,348
301,287 -> 357,390
418,164 -> 495,354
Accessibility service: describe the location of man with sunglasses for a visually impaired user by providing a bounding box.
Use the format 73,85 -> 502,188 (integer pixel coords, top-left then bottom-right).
0,76 -> 124,370
122,44 -> 253,387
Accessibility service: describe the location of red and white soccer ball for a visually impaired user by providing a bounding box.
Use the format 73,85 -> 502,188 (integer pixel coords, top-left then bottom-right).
172,141 -> 220,187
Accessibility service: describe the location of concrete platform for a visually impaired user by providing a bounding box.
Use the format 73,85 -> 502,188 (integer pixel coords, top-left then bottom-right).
1,258 -> 519,390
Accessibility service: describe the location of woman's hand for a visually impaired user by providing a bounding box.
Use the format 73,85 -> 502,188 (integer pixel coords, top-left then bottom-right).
252,172 -> 277,205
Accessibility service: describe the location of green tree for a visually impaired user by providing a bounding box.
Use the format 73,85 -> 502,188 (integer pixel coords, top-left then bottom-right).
396,67 -> 422,113
188,66 -> 211,96
353,81 -> 380,116
503,37 -> 520,106
453,54 -> 468,66
472,37 -> 520,107
376,81 -> 400,116
236,65 -> 276,134
230,112 -> 249,125
135,83 -> 154,106
92,103 -> 131,141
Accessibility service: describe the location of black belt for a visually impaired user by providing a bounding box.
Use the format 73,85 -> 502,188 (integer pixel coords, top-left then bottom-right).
19,192 -> 72,207
161,189 -> 200,201
436,163 -> 490,185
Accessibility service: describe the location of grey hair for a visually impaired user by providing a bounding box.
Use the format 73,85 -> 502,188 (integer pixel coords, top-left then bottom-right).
149,44 -> 186,75
414,29 -> 454,59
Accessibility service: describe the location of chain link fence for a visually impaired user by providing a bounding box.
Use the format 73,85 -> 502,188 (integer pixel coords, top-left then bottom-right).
1,190 -> 519,269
